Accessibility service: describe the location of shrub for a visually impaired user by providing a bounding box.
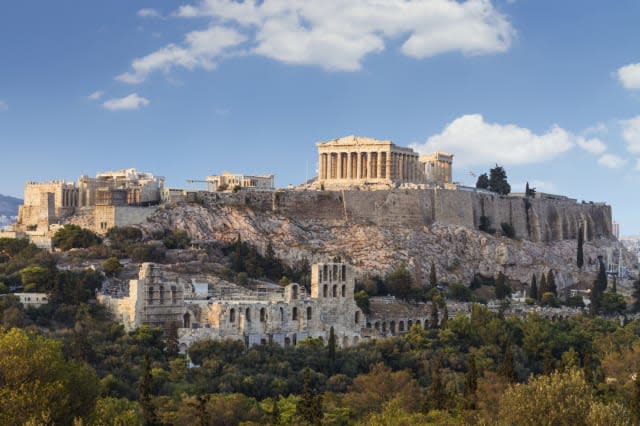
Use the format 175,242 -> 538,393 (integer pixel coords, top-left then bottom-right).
102,257 -> 123,277
479,216 -> 495,234
501,222 -> 516,239
53,224 -> 100,250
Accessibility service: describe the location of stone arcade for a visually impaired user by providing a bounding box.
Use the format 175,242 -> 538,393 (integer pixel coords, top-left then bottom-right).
99,261 -> 435,349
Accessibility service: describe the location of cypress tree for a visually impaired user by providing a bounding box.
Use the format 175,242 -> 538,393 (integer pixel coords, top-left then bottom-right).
429,361 -> 447,410
430,301 -> 439,329
547,270 -> 557,296
539,274 -> 548,298
441,303 -> 449,329
297,368 -> 322,425
165,321 -> 179,358
577,225 -> 584,269
529,274 -> 538,300
543,348 -> 554,375
632,370 -> 640,424
327,326 -> 336,374
139,353 -> 160,426
631,273 -> 640,312
495,271 -> 508,300
501,344 -> 517,383
596,257 -> 608,293
429,261 -> 437,289
464,357 -> 478,409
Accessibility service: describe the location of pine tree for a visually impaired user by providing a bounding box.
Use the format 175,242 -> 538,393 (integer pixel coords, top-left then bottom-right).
429,261 -> 437,289
582,350 -> 593,385
139,353 -> 160,426
529,274 -> 538,300
543,348 -> 554,375
489,164 -> 511,195
577,225 -> 584,269
297,368 -> 322,425
270,397 -> 281,426
547,270 -> 557,296
475,173 -> 489,189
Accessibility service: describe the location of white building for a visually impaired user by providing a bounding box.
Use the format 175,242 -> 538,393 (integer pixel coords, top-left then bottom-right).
206,172 -> 275,192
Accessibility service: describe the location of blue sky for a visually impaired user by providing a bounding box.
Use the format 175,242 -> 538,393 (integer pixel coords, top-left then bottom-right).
1,0 -> 640,234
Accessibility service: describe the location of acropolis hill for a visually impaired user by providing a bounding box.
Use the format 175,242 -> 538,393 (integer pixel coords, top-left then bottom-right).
7,136 -> 625,292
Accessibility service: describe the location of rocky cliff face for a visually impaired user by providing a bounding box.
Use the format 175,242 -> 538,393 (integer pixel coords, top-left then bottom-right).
139,190 -> 632,292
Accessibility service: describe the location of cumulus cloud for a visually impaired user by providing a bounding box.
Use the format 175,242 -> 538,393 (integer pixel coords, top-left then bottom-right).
0,100 -> 7,112
102,93 -> 150,111
87,90 -> 104,100
119,0 -> 514,82
622,116 -> 640,154
138,8 -> 161,18
116,26 -> 246,84
617,63 -> 640,90
411,114 -> 574,167
598,154 -> 626,169
576,136 -> 607,155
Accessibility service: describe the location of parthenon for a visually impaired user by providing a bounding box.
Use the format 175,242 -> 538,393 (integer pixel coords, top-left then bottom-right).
316,135 -> 451,189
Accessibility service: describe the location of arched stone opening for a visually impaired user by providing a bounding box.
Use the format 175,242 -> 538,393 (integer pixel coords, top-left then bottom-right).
332,285 -> 337,297
307,306 -> 312,320
245,308 -> 251,322
183,312 -> 191,328
260,308 -> 266,322
292,307 -> 298,321
229,308 -> 236,323
341,285 -> 346,297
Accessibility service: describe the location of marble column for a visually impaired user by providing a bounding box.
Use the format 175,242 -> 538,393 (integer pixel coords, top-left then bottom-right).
377,151 -> 383,180
347,151 -> 352,179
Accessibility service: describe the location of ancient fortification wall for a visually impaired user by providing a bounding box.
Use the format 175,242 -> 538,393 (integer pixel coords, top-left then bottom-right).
200,189 -> 612,243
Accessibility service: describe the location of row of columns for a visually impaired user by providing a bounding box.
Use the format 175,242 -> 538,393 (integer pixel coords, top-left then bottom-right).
319,151 -> 420,182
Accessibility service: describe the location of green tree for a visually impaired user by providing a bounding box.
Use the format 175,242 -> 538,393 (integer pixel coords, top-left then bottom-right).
539,273 -> 548,296
327,326 -> 336,374
138,353 -> 160,426
488,164 -> 511,195
495,271 -> 510,300
162,229 -> 191,249
501,222 -> 516,238
165,322 -> 179,358
19,265 -> 52,291
464,356 -> 478,408
53,224 -> 100,250
102,256 -> 123,277
547,270 -> 557,295
0,328 -> 100,425
296,368 -> 322,425
428,361 -> 448,410
599,292 -> 626,314
475,173 -> 489,189
385,263 -> 413,300
632,370 -> 640,424
430,300 -> 439,329
500,343 -> 518,383
354,290 -> 370,313
429,261 -> 437,289
577,225 -> 584,269
529,274 -> 538,301
631,273 -> 640,312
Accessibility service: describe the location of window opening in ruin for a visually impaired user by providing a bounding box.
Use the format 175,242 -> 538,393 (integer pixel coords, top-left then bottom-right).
374,322 -> 380,330
342,265 -> 346,281
332,285 -> 337,297
307,306 -> 312,320
285,337 -> 291,346
183,312 -> 191,328
292,307 -> 298,320
280,307 -> 284,322
260,338 -> 267,345
323,265 -> 328,281
230,308 -> 236,323
399,321 -> 404,332
341,285 -> 346,297
390,321 -> 396,334
382,322 -> 386,333
355,311 -> 360,324
159,286 -> 164,305
416,320 -> 421,328
333,265 -> 338,281
148,287 -> 154,304
292,285 -> 298,300
323,285 -> 328,298
260,308 -> 266,322
171,286 -> 177,304
408,320 -> 413,329
245,308 -> 251,322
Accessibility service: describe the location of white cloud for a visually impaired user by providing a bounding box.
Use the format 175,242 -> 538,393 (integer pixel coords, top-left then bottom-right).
138,8 -> 161,18
411,114 -> 574,167
576,136 -> 607,155
622,116 -> 640,154
636,159 -> 640,171
102,93 -> 150,111
582,122 -> 607,136
617,63 -> 640,90
116,26 -> 246,84
122,0 -> 514,80
87,90 -> 104,101
0,100 -> 7,112
598,154 -> 626,169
